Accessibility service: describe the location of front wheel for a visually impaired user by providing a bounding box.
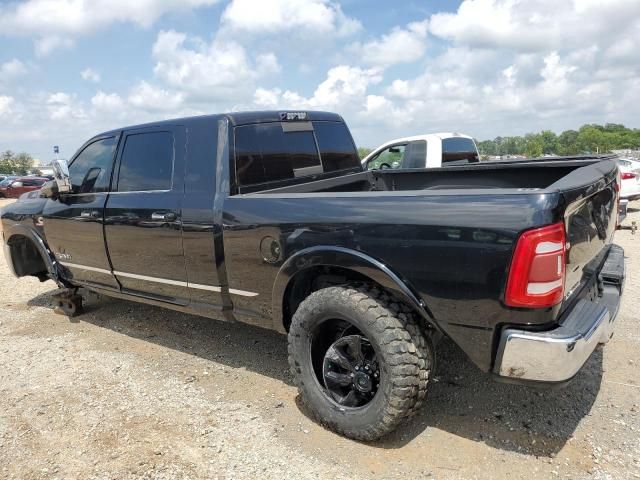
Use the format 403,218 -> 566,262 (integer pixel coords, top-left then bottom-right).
288,284 -> 433,441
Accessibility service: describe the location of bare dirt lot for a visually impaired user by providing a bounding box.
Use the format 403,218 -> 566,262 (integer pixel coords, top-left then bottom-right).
0,197 -> 638,479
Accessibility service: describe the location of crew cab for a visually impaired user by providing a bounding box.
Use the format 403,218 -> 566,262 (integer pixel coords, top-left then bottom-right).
362,132 -> 479,170
1,111 -> 625,441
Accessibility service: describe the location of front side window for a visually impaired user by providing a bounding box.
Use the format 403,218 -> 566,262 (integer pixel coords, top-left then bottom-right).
117,131 -> 174,192
442,137 -> 479,165
366,144 -> 406,170
68,137 -> 118,193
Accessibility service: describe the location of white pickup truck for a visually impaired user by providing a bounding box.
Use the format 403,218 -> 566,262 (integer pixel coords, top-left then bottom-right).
362,132 -> 479,170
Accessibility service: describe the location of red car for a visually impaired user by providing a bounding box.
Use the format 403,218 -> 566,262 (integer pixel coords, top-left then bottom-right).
0,176 -> 48,198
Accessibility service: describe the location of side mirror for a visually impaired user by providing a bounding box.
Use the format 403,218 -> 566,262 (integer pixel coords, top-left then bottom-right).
10,181 -> 23,188
40,180 -> 58,199
52,159 -> 71,193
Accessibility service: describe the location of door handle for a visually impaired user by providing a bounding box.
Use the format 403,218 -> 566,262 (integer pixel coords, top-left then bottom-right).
151,212 -> 177,222
80,210 -> 100,218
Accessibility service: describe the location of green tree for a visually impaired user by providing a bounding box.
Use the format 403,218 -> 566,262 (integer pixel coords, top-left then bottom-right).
539,130 -> 558,155
357,147 -> 372,160
524,134 -> 543,158
12,152 -> 34,175
577,125 -> 611,153
557,130 -> 579,155
477,140 -> 497,156
0,150 -> 14,174
0,150 -> 35,175
476,123 -> 640,157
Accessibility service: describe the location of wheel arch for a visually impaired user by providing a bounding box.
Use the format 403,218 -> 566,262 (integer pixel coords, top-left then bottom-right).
4,224 -> 64,285
272,246 -> 436,333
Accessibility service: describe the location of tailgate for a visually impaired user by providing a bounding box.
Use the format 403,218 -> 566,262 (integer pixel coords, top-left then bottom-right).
560,159 -> 619,308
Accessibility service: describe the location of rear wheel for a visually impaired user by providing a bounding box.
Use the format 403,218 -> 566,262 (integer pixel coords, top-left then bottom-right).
288,284 -> 433,441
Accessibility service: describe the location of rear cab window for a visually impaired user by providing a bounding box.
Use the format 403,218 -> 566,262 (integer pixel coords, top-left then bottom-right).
234,121 -> 360,193
442,137 -> 479,165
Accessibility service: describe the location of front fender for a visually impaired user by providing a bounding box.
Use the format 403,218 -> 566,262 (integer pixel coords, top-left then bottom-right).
272,246 -> 436,332
3,223 -> 66,286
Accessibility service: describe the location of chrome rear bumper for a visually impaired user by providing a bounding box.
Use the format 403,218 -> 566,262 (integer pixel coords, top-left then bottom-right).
495,245 -> 625,383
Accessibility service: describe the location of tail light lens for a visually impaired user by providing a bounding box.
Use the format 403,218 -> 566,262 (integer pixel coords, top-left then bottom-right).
621,171 -> 637,180
505,222 -> 566,308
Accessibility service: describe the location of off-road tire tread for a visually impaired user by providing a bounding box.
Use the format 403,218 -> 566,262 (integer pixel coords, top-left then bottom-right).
288,283 -> 433,441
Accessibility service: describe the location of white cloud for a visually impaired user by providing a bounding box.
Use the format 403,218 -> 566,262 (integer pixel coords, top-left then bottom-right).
0,95 -> 15,117
0,59 -> 28,79
430,0 -> 640,53
34,35 -> 74,56
253,65 -> 382,112
91,91 -> 124,111
253,65 -> 382,111
128,81 -> 184,112
81,68 -> 101,83
353,19 -> 429,68
0,0 -> 221,54
151,30 -> 279,102
221,0 -> 360,36
46,92 -> 87,121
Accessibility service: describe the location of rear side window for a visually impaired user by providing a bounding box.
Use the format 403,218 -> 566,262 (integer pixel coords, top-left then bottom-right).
235,121 -> 359,188
68,136 -> 118,193
442,137 -> 479,165
117,131 -> 174,192
313,121 -> 360,172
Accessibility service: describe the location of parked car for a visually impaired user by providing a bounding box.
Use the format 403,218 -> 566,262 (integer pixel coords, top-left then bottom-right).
1,111 -> 624,441
0,176 -> 48,198
362,132 -> 479,170
0,176 -> 18,196
617,158 -> 640,171
618,160 -> 640,200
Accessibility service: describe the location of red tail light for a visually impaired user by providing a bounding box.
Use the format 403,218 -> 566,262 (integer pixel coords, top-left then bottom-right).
621,171 -> 637,180
505,222 -> 566,308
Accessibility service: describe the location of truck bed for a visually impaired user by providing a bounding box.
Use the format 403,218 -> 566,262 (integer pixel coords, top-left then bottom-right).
226,156 -> 619,371
256,156 -> 616,195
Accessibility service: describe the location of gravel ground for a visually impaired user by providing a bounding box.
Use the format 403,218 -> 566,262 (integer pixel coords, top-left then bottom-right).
0,197 -> 638,479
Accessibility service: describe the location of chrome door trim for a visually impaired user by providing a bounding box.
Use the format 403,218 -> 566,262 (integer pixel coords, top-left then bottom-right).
61,263 -> 259,297
60,262 -> 112,275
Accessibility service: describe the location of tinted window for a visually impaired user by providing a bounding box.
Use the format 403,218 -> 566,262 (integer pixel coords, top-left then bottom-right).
442,137 -> 479,165
401,140 -> 427,169
117,131 -> 174,192
68,137 -> 118,193
21,179 -> 44,187
235,123 -> 321,187
313,121 -> 359,172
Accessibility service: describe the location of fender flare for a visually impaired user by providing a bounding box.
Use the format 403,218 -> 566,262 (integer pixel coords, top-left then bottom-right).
271,246 -> 436,332
4,224 -> 66,286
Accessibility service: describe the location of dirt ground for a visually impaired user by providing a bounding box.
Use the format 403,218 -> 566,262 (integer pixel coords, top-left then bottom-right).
0,197 -> 638,480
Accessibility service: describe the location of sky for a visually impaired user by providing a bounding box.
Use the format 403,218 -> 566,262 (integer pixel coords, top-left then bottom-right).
0,0 -> 639,163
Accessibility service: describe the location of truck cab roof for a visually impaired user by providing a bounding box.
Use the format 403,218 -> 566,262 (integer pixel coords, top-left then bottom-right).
97,111 -> 345,138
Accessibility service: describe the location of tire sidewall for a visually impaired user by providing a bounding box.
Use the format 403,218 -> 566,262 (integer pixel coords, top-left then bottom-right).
289,291 -> 400,434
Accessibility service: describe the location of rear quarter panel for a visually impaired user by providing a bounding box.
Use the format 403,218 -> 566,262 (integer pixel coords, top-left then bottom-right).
222,190 -> 563,371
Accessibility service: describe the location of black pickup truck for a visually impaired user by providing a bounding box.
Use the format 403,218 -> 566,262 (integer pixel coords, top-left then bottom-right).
1,111 -> 625,440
